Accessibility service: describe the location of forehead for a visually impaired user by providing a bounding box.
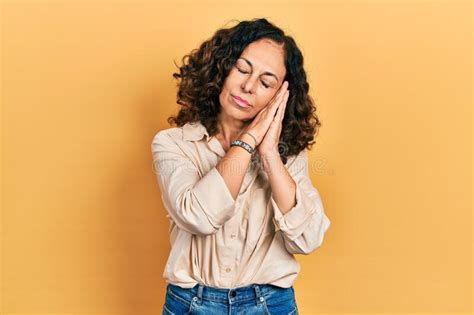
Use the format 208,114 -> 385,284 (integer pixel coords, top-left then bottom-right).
239,39 -> 286,79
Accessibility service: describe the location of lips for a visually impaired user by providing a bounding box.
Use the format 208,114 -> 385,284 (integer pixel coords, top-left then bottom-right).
231,95 -> 251,107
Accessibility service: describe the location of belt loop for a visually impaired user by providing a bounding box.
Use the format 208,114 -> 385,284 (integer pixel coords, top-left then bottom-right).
197,284 -> 204,300
253,284 -> 265,305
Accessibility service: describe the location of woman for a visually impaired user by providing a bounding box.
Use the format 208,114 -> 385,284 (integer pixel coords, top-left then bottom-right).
152,18 -> 330,315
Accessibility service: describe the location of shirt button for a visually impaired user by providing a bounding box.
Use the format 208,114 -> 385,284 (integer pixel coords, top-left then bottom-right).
273,218 -> 281,228
226,267 -> 231,272
231,233 -> 236,238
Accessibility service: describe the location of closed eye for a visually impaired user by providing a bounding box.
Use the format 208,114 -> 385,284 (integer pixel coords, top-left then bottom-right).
237,67 -> 270,89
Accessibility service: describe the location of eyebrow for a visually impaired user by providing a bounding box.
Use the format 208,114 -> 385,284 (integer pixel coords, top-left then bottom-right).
238,57 -> 279,82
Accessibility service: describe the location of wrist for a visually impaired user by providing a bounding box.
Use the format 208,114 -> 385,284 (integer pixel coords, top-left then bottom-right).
238,133 -> 257,148
260,149 -> 280,160
260,150 -> 281,172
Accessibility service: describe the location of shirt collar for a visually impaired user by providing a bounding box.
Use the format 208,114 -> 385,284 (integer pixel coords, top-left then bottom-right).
182,120 -> 263,163
182,121 -> 211,142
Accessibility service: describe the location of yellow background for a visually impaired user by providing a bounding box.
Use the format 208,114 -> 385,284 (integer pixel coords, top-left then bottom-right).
1,0 -> 471,314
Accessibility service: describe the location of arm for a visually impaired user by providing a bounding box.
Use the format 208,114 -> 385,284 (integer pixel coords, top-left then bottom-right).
262,149 -> 331,255
216,133 -> 256,200
151,131 -> 254,236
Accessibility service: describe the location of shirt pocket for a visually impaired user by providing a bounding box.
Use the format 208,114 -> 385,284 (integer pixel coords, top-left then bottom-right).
244,188 -> 271,249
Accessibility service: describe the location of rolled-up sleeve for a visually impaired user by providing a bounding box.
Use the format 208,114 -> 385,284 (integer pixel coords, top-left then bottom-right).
270,149 -> 331,255
151,131 -> 236,236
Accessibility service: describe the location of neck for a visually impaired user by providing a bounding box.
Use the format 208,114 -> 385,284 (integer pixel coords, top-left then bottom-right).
216,114 -> 246,142
215,113 -> 251,151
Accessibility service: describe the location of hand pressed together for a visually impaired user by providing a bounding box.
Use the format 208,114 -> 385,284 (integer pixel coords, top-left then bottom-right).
240,81 -> 290,159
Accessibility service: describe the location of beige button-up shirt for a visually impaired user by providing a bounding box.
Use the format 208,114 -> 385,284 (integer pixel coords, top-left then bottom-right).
151,121 -> 330,289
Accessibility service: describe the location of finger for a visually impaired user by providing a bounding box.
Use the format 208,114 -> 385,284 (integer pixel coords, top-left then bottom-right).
274,89 -> 289,120
274,81 -> 289,105
268,81 -> 288,108
280,80 -> 289,92
268,86 -> 287,117
279,91 -> 289,122
261,82 -> 288,130
277,119 -> 282,137
273,101 -> 286,126
266,118 -> 279,137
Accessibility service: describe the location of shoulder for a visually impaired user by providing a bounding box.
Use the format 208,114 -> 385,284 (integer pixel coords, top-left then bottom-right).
151,126 -> 184,147
150,126 -> 191,158
284,148 -> 310,175
287,148 -> 309,166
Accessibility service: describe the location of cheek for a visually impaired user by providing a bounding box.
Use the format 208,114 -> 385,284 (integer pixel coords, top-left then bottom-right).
219,83 -> 231,101
256,92 -> 276,108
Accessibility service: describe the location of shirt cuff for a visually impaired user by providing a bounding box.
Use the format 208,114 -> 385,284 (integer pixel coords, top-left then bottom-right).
271,182 -> 321,241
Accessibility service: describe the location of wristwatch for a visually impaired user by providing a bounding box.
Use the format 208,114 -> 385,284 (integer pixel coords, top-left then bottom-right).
230,139 -> 255,155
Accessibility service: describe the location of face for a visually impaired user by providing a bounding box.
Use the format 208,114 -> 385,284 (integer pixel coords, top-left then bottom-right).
218,38 -> 287,122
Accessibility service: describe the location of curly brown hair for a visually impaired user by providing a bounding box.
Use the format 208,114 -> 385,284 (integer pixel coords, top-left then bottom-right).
167,18 -> 321,164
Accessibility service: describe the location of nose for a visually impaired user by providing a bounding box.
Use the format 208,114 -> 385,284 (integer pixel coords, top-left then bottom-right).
240,74 -> 258,94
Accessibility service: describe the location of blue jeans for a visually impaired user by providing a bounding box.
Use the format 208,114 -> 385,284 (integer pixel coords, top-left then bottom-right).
163,282 -> 299,315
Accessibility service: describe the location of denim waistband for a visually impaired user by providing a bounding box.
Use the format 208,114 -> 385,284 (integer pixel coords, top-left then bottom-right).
167,282 -> 292,305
